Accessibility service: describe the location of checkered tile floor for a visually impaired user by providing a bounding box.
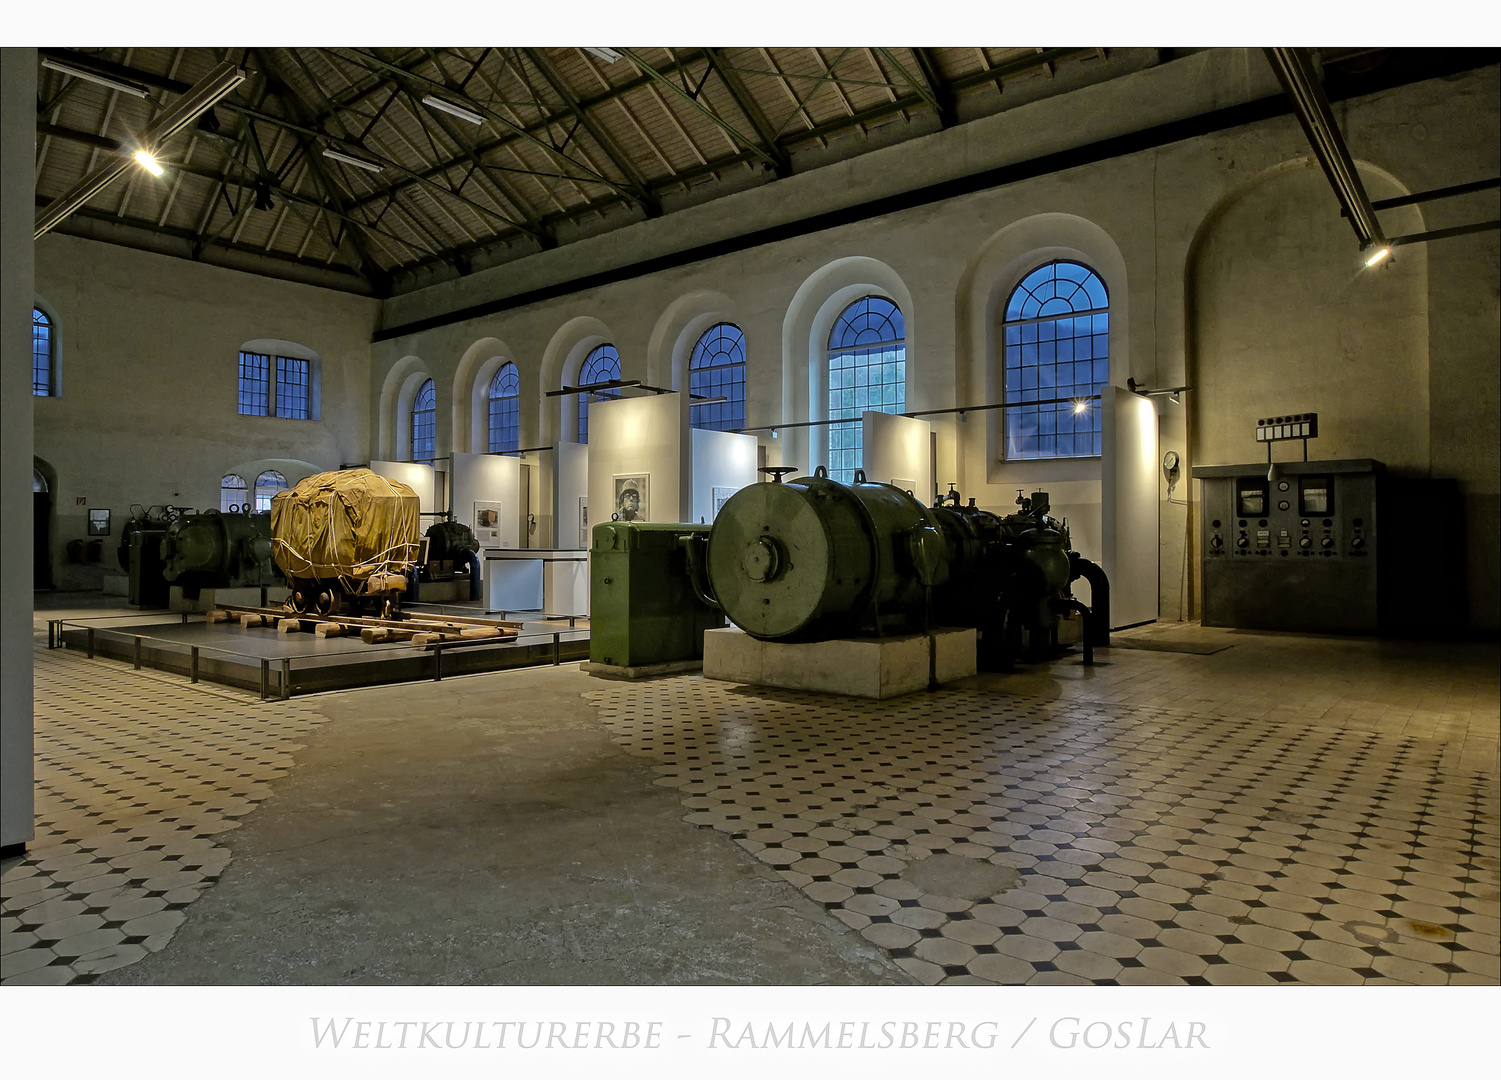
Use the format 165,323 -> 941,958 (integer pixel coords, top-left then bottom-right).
1,646 -> 327,984
587,650 -> 1499,985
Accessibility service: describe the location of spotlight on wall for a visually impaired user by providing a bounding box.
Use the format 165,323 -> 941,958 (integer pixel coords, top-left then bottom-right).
1364,246 -> 1392,268
1073,400 -> 1089,415
421,94 -> 484,125
771,427 -> 779,439
132,149 -> 164,177
322,147 -> 383,173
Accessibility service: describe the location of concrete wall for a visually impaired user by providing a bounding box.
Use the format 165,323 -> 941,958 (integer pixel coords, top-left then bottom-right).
369,57 -> 1499,630
33,234 -> 377,589
3,49 -> 37,851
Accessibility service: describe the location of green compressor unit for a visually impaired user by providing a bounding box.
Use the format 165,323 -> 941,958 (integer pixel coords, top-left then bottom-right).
589,521 -> 723,669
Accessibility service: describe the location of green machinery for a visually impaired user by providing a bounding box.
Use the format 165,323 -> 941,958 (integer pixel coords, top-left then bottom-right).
160,509 -> 281,599
587,467 -> 1107,673
589,521 -> 723,669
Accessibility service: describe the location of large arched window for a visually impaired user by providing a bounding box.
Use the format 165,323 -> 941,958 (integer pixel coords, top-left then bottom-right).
1002,261 -> 1108,459
827,296 -> 905,483
253,470 -> 288,512
689,323 -> 746,432
487,362 -> 520,453
221,473 -> 248,512
411,378 -> 437,463
33,307 -> 56,396
576,344 -> 620,444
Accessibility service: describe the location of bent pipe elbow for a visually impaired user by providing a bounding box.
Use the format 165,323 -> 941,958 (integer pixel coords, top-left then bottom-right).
1069,555 -> 1110,647
462,548 -> 482,601
680,533 -> 723,613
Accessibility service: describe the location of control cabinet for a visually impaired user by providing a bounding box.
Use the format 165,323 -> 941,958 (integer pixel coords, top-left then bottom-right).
1193,459 -> 1461,635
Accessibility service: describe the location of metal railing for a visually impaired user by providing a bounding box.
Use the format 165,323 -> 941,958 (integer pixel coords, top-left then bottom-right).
46,611 -> 589,701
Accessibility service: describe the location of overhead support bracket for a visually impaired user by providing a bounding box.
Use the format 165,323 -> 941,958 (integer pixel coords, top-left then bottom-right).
1263,47 -> 1386,252
36,60 -> 247,239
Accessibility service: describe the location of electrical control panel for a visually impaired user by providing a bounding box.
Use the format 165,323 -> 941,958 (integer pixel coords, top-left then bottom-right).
1194,459 -> 1381,633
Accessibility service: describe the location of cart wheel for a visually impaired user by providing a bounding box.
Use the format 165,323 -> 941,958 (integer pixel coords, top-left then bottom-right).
288,589 -> 309,614
316,590 -> 341,616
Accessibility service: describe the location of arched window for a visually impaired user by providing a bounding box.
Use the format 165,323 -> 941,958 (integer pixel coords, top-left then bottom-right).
689,323 -> 746,432
33,468 -> 48,493
827,296 -> 905,483
220,473 -> 248,512
411,378 -> 437,463
577,344 -> 620,444
33,307 -> 56,396
487,362 -> 520,454
1001,261 -> 1108,459
253,470 -> 288,512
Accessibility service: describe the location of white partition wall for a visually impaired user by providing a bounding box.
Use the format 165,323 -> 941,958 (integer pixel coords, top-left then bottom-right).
588,393 -> 685,525
369,460 -> 438,515
553,440 -> 589,548
690,428 -> 758,524
1101,385 -> 1160,628
452,452 -> 522,548
862,411 -> 935,501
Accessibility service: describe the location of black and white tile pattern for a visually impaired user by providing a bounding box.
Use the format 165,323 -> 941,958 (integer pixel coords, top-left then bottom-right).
588,670 -> 1499,985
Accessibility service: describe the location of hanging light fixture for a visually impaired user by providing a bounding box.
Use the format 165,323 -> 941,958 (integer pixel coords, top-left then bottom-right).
132,149 -> 164,176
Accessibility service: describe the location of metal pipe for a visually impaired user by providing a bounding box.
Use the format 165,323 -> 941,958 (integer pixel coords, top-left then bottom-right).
1070,555 -> 1111,647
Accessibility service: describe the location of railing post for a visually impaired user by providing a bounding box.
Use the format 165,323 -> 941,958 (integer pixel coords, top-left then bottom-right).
48,620 -> 58,649
434,643 -> 443,682
553,631 -> 560,665
281,658 -> 291,700
87,627 -> 95,659
190,646 -> 200,683
260,659 -> 270,700
133,636 -> 142,670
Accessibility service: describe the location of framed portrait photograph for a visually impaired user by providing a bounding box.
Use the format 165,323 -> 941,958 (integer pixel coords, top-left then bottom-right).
711,485 -> 738,521
612,474 -> 648,522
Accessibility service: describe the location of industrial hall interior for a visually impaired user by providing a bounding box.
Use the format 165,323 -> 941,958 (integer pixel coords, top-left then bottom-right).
1,42 -> 1498,990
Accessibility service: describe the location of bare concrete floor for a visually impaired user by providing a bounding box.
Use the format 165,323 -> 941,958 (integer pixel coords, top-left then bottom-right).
91,665 -> 907,984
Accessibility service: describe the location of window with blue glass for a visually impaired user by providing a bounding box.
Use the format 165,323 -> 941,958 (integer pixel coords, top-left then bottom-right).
1002,261 -> 1109,459
239,351 -> 311,418
411,378 -> 437,464
488,362 -> 520,453
689,323 -> 746,432
33,307 -> 56,396
220,473 -> 248,512
827,296 -> 905,484
576,344 -> 620,444
253,470 -> 288,512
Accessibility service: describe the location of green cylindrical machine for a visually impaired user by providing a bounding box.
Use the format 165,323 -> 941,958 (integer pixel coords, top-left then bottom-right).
705,467 -> 951,641
160,509 -> 281,599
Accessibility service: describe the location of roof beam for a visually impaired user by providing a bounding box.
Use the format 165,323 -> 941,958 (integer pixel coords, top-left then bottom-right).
702,49 -> 791,177
904,48 -> 957,128
616,49 -> 780,170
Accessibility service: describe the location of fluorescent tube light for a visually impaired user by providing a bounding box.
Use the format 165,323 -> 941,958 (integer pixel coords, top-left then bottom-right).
583,48 -> 624,64
133,149 -> 164,176
421,94 -> 484,125
1364,246 -> 1391,267
322,148 -> 383,173
41,57 -> 149,98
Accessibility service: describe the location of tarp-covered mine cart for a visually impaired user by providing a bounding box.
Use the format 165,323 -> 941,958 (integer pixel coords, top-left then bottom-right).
270,468 -> 422,616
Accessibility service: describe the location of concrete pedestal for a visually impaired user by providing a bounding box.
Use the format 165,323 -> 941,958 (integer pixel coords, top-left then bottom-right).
703,626 -> 976,699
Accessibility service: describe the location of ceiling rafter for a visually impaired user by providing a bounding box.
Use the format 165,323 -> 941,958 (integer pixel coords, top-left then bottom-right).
702,49 -> 791,177
617,49 -> 780,170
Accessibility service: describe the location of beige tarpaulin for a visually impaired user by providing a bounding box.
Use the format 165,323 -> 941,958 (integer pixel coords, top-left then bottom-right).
270,469 -> 421,586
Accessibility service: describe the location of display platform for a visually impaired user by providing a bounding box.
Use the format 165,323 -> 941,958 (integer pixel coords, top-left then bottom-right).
703,626 -> 977,699
55,613 -> 589,698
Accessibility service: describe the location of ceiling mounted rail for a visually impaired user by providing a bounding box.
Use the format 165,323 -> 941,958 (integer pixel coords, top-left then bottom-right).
36,61 -> 248,239
1263,47 -> 1386,253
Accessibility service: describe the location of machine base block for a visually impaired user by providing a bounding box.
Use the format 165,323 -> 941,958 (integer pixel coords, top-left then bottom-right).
582,659 -> 704,680
704,627 -> 976,699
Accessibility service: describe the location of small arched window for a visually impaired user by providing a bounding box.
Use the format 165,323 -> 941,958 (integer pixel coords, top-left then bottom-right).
253,470 -> 288,512
827,296 -> 905,483
221,473 -> 248,512
577,344 -> 620,445
689,323 -> 746,432
1001,260 -> 1109,459
33,308 -> 56,396
33,468 -> 48,494
411,378 -> 437,464
487,362 -> 520,454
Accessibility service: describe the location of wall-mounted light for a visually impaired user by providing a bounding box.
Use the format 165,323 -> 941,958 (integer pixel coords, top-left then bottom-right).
1073,400 -> 1089,415
323,148 -> 383,173
1364,246 -> 1392,268
1127,378 -> 1192,402
770,427 -> 779,439
421,94 -> 484,125
132,149 -> 164,177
